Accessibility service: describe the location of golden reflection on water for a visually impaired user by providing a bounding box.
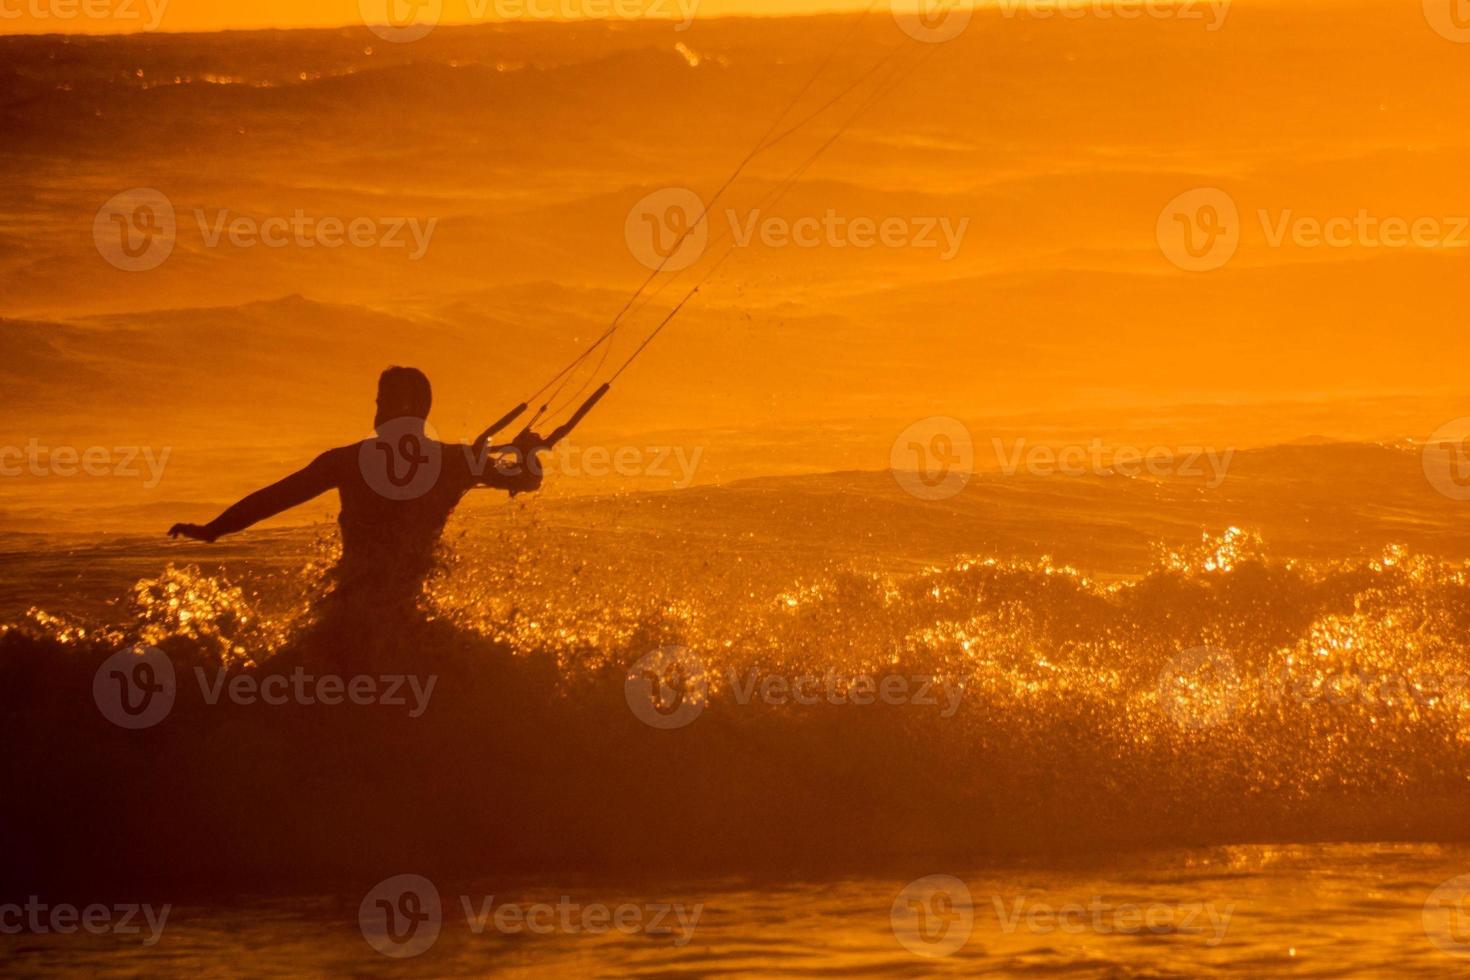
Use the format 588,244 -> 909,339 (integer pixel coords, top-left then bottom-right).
5,843 -> 1467,977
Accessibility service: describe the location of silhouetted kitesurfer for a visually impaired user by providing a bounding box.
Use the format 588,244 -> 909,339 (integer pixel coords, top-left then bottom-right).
168,367 -> 543,612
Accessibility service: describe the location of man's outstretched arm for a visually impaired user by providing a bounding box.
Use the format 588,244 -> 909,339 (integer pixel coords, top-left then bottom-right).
169,451 -> 340,543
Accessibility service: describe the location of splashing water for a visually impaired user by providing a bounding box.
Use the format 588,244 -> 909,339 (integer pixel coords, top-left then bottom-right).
5,522 -> 1470,884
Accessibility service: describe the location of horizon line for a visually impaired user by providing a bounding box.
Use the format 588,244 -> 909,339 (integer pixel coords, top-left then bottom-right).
0,0 -> 1344,41
6,6 -> 869,40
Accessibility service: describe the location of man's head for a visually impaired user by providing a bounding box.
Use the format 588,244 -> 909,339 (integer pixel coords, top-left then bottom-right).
375,367 -> 433,428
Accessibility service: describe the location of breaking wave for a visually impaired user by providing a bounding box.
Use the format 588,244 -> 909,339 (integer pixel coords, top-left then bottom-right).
4,527 -> 1470,895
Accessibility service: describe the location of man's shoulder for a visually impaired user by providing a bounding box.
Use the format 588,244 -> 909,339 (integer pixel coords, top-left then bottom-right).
437,442 -> 479,474
320,444 -> 363,465
310,443 -> 382,481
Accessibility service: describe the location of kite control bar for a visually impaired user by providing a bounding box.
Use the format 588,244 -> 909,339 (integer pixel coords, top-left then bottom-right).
480,383 -> 612,493
539,382 -> 612,450
472,401 -> 529,453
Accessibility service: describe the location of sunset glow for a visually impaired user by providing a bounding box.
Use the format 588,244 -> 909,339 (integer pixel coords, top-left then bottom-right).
4,1 -> 1470,976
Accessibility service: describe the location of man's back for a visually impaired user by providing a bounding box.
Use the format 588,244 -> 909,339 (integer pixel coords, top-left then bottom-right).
332,439 -> 480,607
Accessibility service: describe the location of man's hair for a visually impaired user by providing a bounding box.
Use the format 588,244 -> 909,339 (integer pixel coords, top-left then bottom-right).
378,366 -> 433,420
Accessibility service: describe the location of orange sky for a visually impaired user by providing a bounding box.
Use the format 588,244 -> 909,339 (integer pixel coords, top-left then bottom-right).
0,0 -> 878,34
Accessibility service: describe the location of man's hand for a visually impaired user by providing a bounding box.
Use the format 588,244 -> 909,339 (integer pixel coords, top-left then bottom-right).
168,523 -> 218,543
513,460 -> 545,497
495,450 -> 545,498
